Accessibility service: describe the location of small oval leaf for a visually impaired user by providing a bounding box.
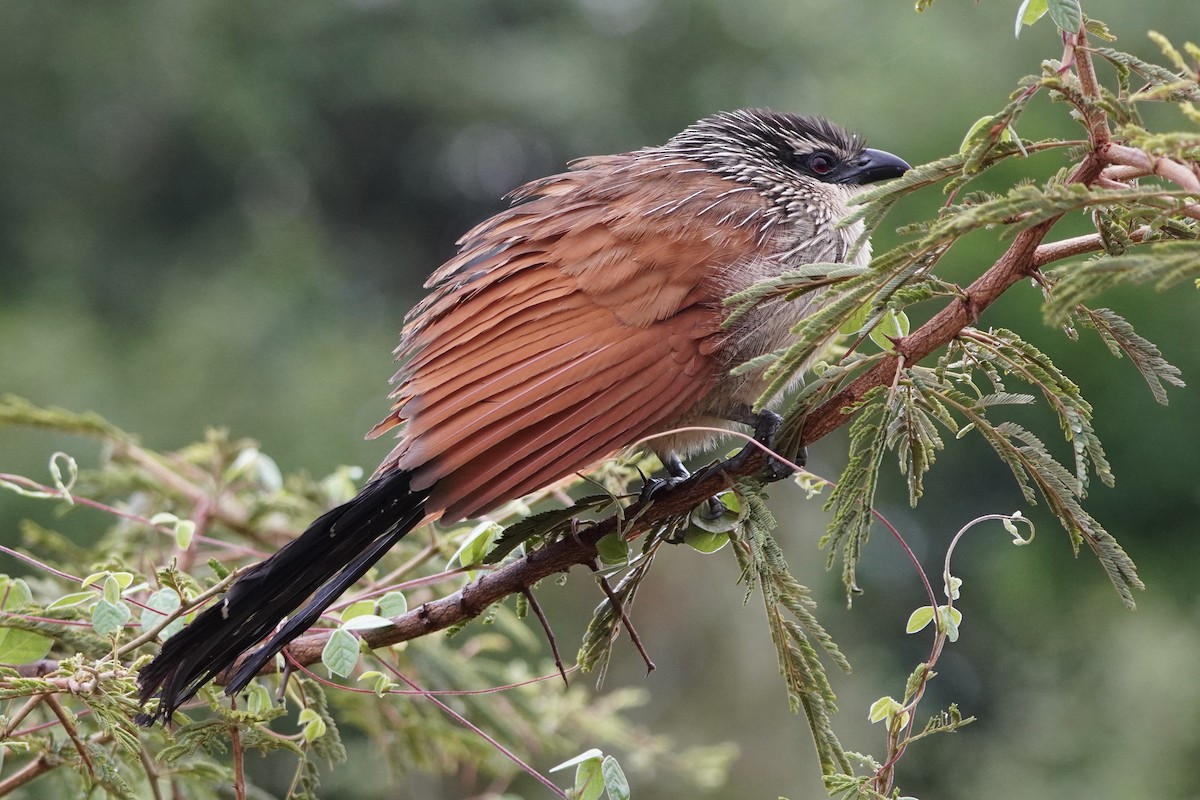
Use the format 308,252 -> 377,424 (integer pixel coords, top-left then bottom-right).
601,755 -> 631,800
340,599 -> 377,622
322,628 -> 360,677
140,589 -> 183,639
377,591 -> 408,618
341,614 -> 392,631
905,606 -> 936,634
92,599 -> 132,637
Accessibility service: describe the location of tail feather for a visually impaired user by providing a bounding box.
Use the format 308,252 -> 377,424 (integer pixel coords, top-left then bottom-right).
136,469 -> 429,724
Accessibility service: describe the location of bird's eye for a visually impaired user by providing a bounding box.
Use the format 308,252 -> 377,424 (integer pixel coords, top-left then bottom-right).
808,152 -> 836,175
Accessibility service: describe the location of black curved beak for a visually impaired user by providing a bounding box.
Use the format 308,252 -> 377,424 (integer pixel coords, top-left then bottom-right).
833,148 -> 911,185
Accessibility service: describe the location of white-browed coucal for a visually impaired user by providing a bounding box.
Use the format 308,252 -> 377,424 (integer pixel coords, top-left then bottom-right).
136,108 -> 909,723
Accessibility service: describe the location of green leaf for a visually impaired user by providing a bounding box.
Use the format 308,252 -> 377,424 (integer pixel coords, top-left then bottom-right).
868,696 -> 904,724
341,614 -> 392,631
82,571 -> 134,592
574,759 -> 604,800
1047,0 -> 1082,33
937,606 -> 963,643
140,588 -> 183,639
687,490 -> 745,536
552,749 -> 606,800
906,606 -> 936,634
601,756 -> 630,800
0,626 -> 54,664
322,628 -> 360,677
837,300 -> 870,336
1015,0 -> 1048,36
450,521 -> 503,568
92,598 -> 132,637
868,308 -> 910,352
298,707 -> 327,742
357,670 -> 396,697
681,528 -> 731,554
959,116 -> 1015,153
0,577 -> 33,610
340,599 -> 376,622
174,520 -> 196,550
377,591 -> 408,618
45,591 -> 97,611
596,532 -> 630,565
103,575 -> 121,605
246,683 -> 273,716
551,749 -> 605,772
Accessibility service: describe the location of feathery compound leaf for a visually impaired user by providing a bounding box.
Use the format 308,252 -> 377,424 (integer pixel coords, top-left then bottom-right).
577,545 -> 661,685
724,264 -> 868,327
483,494 -> 613,563
961,329 -> 1112,491
773,352 -> 888,459
750,243 -> 939,412
1093,47 -> 1200,101
912,377 -> 1142,606
1077,307 -> 1185,404
885,384 -> 946,506
821,388 -> 889,597
1045,241 -> 1200,324
844,154 -> 968,256
732,490 -> 851,776
750,274 -> 883,411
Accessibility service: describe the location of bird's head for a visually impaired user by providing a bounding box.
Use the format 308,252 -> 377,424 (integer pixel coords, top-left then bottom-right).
662,109 -> 910,220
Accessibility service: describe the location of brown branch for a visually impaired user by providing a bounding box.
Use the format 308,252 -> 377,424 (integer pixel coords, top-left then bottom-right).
1033,226 -> 1152,267
0,731 -> 111,797
43,693 -> 94,778
1099,143 -> 1200,221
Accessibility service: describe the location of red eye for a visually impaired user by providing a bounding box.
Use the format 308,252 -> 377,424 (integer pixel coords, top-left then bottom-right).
808,153 -> 835,175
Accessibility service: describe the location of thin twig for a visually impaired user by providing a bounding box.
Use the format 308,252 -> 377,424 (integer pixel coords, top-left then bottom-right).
43,693 -> 94,778
521,588 -> 568,686
590,561 -> 655,675
0,695 -> 44,738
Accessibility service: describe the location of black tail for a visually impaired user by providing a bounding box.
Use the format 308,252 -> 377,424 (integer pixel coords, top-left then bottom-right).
136,469 -> 430,724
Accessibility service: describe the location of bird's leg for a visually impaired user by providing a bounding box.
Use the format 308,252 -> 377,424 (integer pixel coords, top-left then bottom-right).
719,405 -> 802,481
639,453 -> 726,520
637,452 -> 690,500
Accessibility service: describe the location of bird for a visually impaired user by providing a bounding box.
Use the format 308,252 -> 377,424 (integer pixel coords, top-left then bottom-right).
136,108 -> 909,724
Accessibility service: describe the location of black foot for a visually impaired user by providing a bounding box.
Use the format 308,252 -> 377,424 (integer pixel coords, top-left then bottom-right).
721,407 -> 802,482
639,453 -> 726,520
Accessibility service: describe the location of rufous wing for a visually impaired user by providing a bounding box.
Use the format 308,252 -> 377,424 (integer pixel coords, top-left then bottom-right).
370,155 -> 775,521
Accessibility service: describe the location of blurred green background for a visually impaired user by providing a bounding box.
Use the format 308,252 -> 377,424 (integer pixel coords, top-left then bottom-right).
2,1 -> 1199,798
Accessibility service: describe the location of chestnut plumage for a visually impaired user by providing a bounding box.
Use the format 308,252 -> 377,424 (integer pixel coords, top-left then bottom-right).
136,108 -> 909,723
